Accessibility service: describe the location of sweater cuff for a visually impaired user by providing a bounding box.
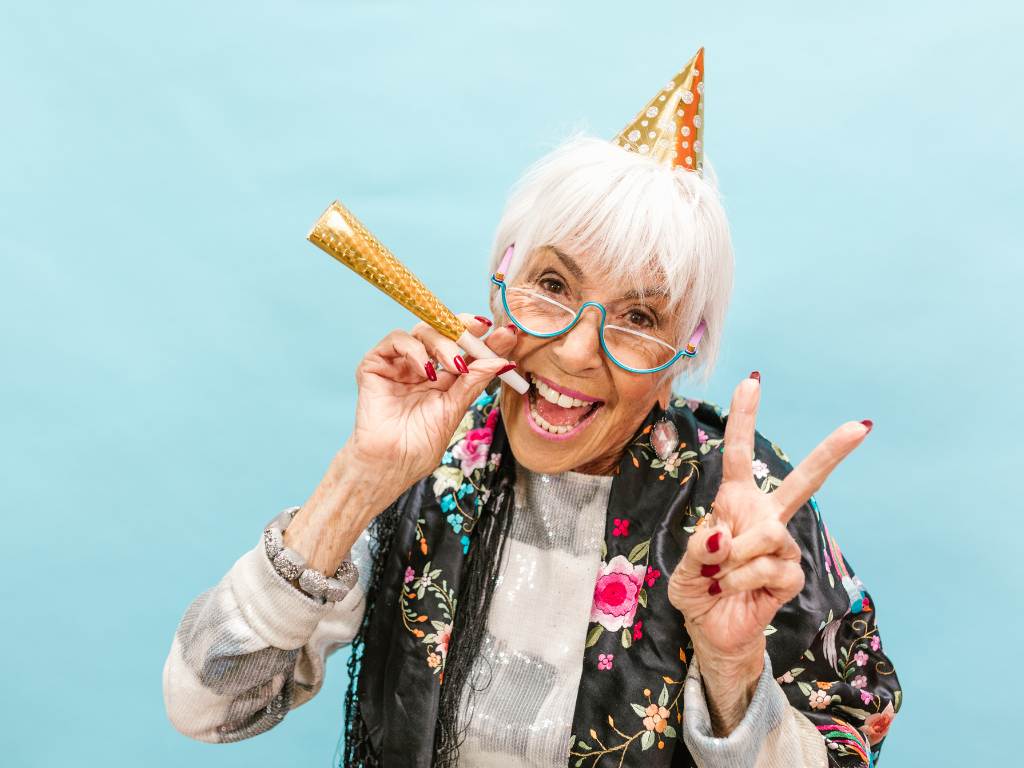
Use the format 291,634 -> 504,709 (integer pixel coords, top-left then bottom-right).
682,651 -> 787,768
228,537 -> 332,650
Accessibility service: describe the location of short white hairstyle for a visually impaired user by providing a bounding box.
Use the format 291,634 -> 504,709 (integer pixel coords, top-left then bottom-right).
488,135 -> 734,383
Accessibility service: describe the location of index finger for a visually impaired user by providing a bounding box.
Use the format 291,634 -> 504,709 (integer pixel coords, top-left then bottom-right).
722,373 -> 762,483
772,420 -> 872,522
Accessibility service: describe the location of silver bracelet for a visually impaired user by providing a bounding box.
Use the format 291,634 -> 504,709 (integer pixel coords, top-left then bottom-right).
263,506 -> 359,604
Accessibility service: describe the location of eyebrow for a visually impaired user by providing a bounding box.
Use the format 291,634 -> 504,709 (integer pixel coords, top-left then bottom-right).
552,248 -> 586,281
550,248 -> 668,303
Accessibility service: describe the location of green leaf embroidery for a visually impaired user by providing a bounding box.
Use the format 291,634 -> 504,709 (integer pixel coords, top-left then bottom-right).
894,690 -> 903,710
638,589 -> 648,608
798,681 -> 813,696
837,705 -> 872,720
763,624 -> 777,635
627,539 -> 650,563
631,703 -> 649,717
641,730 -> 655,750
663,724 -> 677,739
621,628 -> 633,648
658,684 -> 669,708
585,625 -> 604,648
804,649 -> 816,661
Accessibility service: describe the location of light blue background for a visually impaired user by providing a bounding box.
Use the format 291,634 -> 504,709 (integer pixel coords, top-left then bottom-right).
2,2 -> 1019,766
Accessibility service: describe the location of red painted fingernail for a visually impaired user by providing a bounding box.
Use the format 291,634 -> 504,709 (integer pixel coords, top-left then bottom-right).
706,532 -> 721,553
708,580 -> 722,596
496,362 -> 517,375
700,564 -> 720,578
454,355 -> 469,374
505,324 -> 519,334
860,419 -> 873,433
749,370 -> 760,382
424,361 -> 437,382
474,315 -> 493,327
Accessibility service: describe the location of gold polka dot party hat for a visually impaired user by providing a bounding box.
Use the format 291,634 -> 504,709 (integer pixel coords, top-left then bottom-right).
613,47 -> 704,173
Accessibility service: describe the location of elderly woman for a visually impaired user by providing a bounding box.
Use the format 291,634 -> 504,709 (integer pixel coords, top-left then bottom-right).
163,51 -> 901,767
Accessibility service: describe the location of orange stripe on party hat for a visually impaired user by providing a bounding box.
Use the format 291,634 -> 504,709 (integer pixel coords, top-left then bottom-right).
613,47 -> 705,173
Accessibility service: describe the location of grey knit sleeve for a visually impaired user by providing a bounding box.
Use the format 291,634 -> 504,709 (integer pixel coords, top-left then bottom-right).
682,652 -> 828,768
162,529 -> 373,743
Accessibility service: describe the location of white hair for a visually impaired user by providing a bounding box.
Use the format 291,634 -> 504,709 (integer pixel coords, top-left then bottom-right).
488,135 -> 734,383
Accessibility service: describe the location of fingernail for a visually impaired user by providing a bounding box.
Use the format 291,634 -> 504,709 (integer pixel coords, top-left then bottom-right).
424,361 -> 437,382
474,315 -> 493,327
700,564 -> 720,578
749,370 -> 760,382
496,362 -> 517,376
706,532 -> 721,553
860,419 -> 873,433
708,580 -> 722,596
505,323 -> 519,334
454,355 -> 469,374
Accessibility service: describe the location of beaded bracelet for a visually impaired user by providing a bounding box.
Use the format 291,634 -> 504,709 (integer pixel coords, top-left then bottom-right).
263,506 -> 359,604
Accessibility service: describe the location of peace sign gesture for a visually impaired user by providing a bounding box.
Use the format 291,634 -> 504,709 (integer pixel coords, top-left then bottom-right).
666,373 -> 871,729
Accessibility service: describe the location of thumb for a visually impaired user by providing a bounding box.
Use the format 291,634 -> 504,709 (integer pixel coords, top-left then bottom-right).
443,357 -> 515,413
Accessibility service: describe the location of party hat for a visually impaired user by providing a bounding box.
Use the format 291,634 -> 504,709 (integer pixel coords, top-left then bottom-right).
613,47 -> 704,173
308,202 -> 467,341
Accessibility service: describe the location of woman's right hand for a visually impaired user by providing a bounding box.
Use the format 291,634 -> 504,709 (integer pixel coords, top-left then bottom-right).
346,314 -> 518,500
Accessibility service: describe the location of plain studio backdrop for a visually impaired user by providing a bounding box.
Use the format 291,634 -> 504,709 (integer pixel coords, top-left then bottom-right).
1,2 -> 1020,766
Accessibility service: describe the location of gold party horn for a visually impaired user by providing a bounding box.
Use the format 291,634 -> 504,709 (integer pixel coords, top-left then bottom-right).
307,201 -> 529,394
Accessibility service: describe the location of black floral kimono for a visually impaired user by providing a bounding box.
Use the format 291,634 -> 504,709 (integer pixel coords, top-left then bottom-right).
342,388 -> 902,767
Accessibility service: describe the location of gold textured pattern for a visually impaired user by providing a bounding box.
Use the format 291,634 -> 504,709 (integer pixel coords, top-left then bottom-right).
307,201 -> 467,341
613,47 -> 705,173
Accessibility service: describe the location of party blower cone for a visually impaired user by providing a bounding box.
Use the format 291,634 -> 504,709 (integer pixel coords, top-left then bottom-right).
307,201 -> 529,394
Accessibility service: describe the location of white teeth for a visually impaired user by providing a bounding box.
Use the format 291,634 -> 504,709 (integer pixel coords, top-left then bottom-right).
529,399 -> 572,434
533,377 -> 589,408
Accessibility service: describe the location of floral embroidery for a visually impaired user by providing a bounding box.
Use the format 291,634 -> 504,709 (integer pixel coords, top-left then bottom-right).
644,566 -> 660,587
597,653 -> 614,670
590,555 -> 646,632
751,458 -> 769,480
632,620 -> 644,641
570,674 -> 684,764
612,518 -> 630,537
403,567 -> 415,584
400,560 -> 456,679
862,702 -> 896,745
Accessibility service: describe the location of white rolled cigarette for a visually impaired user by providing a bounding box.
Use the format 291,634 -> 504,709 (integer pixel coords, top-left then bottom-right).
456,330 -> 530,394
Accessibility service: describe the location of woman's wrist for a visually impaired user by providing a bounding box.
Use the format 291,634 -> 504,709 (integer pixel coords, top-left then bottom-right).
284,443 -> 404,574
692,639 -> 766,736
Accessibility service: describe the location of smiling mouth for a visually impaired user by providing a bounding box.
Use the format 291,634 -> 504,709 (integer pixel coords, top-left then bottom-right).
525,373 -> 605,438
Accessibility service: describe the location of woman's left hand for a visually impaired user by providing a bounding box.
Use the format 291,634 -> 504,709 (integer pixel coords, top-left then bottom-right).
666,373 -> 871,732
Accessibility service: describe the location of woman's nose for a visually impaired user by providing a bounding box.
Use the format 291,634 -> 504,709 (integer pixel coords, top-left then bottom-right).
551,306 -> 604,373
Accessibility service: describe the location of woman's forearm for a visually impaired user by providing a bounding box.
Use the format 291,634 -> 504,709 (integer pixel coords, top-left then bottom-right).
284,442 -> 406,574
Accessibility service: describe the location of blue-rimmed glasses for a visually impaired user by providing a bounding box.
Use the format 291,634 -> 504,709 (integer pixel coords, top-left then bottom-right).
490,246 -> 706,375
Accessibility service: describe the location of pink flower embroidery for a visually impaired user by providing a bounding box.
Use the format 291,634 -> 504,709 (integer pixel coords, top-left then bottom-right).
851,675 -> 867,689
862,702 -> 896,745
591,555 -> 646,631
859,689 -> 874,705
436,623 -> 452,659
697,428 -> 709,444
597,653 -> 614,670
612,518 -> 630,537
645,566 -> 661,587
853,650 -> 869,667
450,412 -> 497,475
870,635 -> 881,652
633,620 -> 644,641
403,567 -> 415,584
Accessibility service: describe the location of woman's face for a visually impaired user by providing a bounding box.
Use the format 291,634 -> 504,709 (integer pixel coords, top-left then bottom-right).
498,246 -> 678,475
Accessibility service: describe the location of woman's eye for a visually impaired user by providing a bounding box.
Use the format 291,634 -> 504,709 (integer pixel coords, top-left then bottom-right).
539,277 -> 566,295
626,309 -> 656,329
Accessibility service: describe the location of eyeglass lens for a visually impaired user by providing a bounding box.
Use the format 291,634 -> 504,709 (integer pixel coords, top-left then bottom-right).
504,287 -> 678,371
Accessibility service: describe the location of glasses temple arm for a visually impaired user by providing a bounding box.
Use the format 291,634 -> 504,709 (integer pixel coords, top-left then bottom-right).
495,244 -> 515,280
686,319 -> 708,353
